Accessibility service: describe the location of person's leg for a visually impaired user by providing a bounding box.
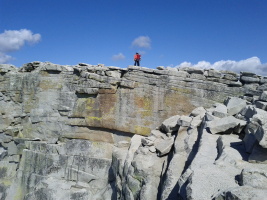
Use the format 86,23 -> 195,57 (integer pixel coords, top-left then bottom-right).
137,60 -> 140,66
134,60 -> 137,66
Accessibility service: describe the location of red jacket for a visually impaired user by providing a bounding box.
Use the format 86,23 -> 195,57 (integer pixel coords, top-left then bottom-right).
134,54 -> 141,60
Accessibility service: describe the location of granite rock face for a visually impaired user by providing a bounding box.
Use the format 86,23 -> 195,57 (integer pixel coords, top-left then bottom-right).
0,62 -> 255,139
111,92 -> 267,200
0,62 -> 266,199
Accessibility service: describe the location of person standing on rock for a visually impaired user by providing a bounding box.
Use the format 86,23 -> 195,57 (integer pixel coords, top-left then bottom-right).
134,52 -> 141,66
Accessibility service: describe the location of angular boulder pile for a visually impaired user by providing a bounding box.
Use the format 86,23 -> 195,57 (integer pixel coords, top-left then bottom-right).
112,91 -> 267,200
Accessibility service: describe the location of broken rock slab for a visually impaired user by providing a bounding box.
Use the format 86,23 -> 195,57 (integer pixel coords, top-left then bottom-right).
160,115 -> 180,133
259,91 -> 267,102
177,116 -> 192,127
190,106 -> 206,118
215,135 -> 245,166
141,136 -> 155,146
154,136 -> 174,156
206,116 -> 246,134
180,131 -> 239,200
212,103 -> 228,118
243,121 -> 260,153
224,97 -> 247,116
255,100 -> 267,110
254,123 -> 267,148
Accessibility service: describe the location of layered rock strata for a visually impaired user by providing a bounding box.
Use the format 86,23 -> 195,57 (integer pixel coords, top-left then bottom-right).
0,62 -> 266,199
0,62 -> 262,139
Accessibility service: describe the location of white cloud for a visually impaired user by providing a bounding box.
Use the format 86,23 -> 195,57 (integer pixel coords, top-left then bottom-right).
0,29 -> 41,64
132,36 -> 151,48
0,52 -> 12,64
175,57 -> 267,76
112,53 -> 125,61
137,50 -> 146,55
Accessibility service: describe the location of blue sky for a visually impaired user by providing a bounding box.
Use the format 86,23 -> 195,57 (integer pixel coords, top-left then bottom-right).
1,0 -> 267,75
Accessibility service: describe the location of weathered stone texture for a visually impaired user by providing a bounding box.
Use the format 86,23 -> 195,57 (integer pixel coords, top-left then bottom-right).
0,62 -> 252,139
0,62 -> 267,200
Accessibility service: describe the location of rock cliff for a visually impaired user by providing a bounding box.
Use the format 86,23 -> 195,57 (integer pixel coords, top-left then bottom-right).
0,62 -> 266,199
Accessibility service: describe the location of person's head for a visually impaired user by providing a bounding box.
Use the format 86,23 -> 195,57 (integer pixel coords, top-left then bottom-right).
136,52 -> 139,54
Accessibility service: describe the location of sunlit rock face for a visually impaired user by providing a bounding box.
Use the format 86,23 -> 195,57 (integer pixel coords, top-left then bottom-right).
0,62 -> 252,138
0,62 -> 266,200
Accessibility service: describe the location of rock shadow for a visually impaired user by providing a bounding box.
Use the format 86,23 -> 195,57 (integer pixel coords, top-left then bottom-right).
230,141 -> 250,161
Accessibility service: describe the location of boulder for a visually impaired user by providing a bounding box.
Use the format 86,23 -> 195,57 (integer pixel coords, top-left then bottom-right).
121,138 -> 168,200
257,83 -> 267,91
154,136 -> 174,156
141,137 -> 155,146
189,116 -> 202,128
223,74 -> 238,81
240,76 -> 260,84
215,135 -> 245,166
179,131 -> 239,200
255,100 -> 267,110
0,64 -> 17,73
224,97 -> 247,116
241,71 -> 257,76
160,115 -> 180,133
207,69 -> 221,78
255,123 -> 267,148
43,63 -> 62,71
250,108 -> 267,125
150,130 -> 169,140
243,121 -> 260,153
160,127 -> 190,200
156,66 -> 165,70
168,70 -> 189,77
212,103 -> 228,118
240,105 -> 255,119
186,67 -> 204,74
190,106 -> 206,117
227,80 -> 242,87
259,91 -> 267,102
105,70 -> 121,79
243,83 -> 259,91
204,111 -> 220,121
206,116 -> 246,134
123,135 -> 143,177
177,116 -> 192,127
189,73 -> 206,80
260,77 -> 267,84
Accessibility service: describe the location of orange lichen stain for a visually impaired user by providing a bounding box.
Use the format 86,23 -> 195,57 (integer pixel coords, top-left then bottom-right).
134,126 -> 151,136
134,96 -> 153,118
164,90 -> 196,117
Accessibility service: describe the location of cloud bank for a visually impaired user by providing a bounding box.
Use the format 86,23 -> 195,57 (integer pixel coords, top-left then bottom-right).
0,29 -> 41,64
132,36 -> 151,49
112,53 -> 125,61
175,57 -> 267,76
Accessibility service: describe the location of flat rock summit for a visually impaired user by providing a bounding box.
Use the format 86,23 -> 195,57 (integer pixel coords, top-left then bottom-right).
0,62 -> 266,200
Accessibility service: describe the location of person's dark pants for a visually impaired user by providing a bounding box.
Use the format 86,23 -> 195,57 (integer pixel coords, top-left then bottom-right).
134,60 -> 140,66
